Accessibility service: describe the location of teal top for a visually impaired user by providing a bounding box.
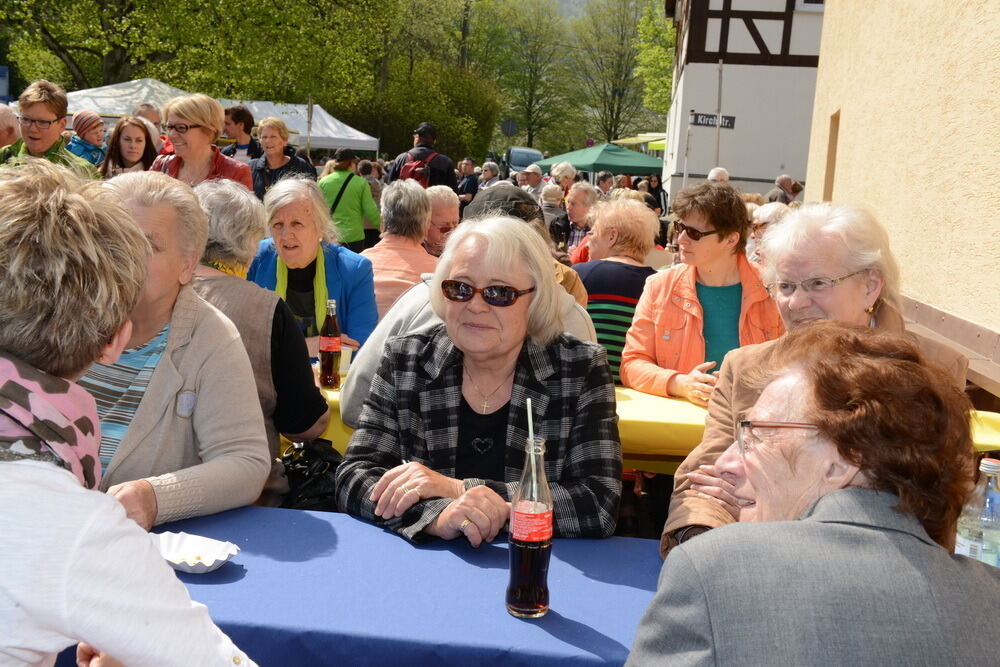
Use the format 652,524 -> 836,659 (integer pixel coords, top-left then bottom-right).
696,282 -> 742,370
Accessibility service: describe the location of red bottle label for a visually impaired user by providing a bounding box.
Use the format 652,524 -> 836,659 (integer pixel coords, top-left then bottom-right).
511,510 -> 553,542
320,336 -> 341,352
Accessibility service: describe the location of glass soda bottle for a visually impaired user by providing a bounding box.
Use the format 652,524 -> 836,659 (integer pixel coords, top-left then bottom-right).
955,457 -> 1000,567
319,299 -> 341,390
506,436 -> 553,618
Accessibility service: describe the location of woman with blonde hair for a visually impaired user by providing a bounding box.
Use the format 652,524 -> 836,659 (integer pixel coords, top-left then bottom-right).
573,199 -> 659,382
151,93 -> 252,190
0,152 -> 255,667
248,116 -> 316,199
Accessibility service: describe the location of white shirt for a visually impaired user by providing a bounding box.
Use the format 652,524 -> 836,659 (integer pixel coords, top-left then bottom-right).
231,147 -> 252,164
0,460 -> 255,667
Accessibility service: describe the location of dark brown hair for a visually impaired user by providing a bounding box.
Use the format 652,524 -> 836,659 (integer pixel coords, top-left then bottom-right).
224,104 -> 254,134
671,182 -> 749,253
769,322 -> 974,548
100,116 -> 157,178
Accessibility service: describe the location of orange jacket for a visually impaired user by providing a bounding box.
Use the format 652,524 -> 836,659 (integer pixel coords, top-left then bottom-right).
619,253 -> 784,396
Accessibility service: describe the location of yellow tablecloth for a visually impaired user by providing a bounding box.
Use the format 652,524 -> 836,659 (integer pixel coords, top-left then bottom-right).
321,387 -> 1000,475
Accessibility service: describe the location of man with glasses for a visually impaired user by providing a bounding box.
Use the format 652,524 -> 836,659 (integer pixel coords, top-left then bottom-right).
424,185 -> 460,257
0,80 -> 98,177
658,202 -> 967,557
620,182 -> 783,404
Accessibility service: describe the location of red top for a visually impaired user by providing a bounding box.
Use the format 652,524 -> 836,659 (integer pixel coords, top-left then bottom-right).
151,145 -> 252,191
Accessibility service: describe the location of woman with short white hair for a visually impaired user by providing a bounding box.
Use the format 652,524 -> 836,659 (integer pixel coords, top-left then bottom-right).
747,200 -> 789,263
549,161 -> 577,195
361,179 -> 438,318
78,170 -> 270,530
479,161 -> 500,188
0,150 -> 255,667
249,177 -> 378,351
337,216 -> 622,545
192,180 -> 329,501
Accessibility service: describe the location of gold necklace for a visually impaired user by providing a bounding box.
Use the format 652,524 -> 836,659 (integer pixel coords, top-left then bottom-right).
464,367 -> 515,414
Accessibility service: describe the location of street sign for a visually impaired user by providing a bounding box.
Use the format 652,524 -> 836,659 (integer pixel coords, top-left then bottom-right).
501,118 -> 519,137
691,113 -> 735,129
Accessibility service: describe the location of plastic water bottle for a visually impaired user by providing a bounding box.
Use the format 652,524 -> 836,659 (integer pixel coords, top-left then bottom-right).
955,457 -> 1000,567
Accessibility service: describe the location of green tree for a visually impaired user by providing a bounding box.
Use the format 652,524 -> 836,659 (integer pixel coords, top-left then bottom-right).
636,0 -> 675,115
497,1 -> 573,147
572,0 -> 645,141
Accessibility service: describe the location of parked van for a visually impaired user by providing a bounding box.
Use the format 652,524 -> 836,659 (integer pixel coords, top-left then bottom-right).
500,146 -> 544,180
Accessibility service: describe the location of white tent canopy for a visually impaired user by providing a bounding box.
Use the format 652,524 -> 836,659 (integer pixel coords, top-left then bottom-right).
217,97 -> 377,152
65,78 -> 378,152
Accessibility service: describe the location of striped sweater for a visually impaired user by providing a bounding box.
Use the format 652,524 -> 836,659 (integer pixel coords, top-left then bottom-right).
573,260 -> 657,383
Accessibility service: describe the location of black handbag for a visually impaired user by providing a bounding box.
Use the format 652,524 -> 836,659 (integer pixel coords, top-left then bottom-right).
279,439 -> 343,512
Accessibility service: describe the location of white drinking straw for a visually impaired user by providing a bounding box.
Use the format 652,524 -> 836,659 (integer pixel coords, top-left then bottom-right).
527,398 -> 537,499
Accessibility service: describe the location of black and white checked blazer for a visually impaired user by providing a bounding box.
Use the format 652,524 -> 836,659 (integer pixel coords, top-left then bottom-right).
335,324 -> 622,541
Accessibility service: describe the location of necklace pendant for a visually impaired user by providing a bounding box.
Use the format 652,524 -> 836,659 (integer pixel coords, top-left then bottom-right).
481,399 -> 489,413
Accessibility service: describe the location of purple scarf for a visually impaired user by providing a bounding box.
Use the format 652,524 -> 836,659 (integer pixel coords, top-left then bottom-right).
0,351 -> 102,489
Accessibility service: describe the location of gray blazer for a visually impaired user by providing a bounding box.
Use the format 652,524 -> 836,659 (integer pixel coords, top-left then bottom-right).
628,488 -> 1000,666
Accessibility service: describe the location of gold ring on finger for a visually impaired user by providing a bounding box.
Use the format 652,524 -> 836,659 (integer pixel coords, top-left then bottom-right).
459,519 -> 472,531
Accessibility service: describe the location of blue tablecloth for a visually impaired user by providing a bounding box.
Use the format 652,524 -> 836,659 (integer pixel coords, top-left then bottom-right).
155,507 -> 662,665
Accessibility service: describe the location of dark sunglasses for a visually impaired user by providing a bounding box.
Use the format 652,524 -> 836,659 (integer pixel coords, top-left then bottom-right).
673,221 -> 719,241
441,280 -> 535,307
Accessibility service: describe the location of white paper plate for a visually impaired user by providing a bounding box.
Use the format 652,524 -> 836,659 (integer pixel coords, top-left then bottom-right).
152,531 -> 240,574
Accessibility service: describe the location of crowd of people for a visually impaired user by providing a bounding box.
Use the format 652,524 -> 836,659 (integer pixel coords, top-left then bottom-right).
1,78 -> 997,665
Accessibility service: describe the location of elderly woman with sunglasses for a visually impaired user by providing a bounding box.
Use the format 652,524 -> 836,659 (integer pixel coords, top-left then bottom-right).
150,94 -> 252,190
619,182 -> 783,405
628,323 -> 996,665
336,216 -> 622,546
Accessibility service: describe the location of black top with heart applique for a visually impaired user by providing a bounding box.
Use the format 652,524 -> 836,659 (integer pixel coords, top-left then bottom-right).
455,396 -> 509,481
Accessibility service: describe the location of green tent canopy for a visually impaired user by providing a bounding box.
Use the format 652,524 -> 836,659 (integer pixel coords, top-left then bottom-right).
534,142 -> 663,175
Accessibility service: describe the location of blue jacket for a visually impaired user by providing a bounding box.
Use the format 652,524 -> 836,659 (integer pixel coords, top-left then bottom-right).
247,240 -> 378,348
65,135 -> 106,166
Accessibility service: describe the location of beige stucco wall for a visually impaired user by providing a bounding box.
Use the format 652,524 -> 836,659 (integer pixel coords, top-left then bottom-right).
805,1 -> 1000,333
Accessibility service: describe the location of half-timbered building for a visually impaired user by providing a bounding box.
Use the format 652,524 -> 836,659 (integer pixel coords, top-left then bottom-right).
661,0 -> 823,198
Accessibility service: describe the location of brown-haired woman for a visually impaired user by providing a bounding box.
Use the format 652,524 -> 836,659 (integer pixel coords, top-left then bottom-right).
100,116 -> 158,179
629,321 -> 998,665
619,182 -> 784,405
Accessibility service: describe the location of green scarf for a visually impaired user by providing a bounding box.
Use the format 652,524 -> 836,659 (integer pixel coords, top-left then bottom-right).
275,245 -> 329,333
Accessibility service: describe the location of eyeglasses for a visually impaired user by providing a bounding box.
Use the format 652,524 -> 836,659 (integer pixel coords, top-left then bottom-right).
431,220 -> 457,232
18,115 -> 61,130
737,420 -> 819,457
673,221 -> 719,241
766,270 -> 867,297
162,123 -> 203,135
441,280 -> 535,307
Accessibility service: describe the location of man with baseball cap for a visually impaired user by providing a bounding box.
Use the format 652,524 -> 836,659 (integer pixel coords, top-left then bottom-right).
385,121 -> 457,190
521,163 -> 544,200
